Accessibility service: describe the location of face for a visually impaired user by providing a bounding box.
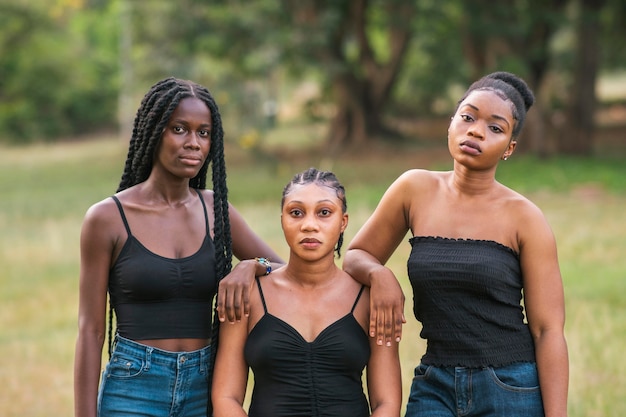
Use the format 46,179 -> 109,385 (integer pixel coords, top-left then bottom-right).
448,90 -> 516,164
154,97 -> 212,179
281,183 -> 348,262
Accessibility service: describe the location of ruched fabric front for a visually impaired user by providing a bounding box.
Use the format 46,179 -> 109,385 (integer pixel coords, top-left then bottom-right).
244,280 -> 370,417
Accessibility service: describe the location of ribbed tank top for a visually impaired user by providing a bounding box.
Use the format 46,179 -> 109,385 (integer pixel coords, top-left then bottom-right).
108,189 -> 216,340
407,236 -> 536,367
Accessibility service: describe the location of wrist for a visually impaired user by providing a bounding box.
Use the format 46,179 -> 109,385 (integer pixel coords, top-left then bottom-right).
254,257 -> 272,276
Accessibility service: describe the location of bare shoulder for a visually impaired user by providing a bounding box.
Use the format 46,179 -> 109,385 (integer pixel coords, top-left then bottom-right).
498,185 -> 553,239
385,169 -> 446,199
196,188 -> 215,202
83,195 -> 120,225
499,185 -> 545,220
396,168 -> 444,187
81,195 -> 128,245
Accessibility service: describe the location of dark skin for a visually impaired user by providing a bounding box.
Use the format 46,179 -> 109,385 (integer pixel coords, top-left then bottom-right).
343,90 -> 568,417
74,98 -> 283,417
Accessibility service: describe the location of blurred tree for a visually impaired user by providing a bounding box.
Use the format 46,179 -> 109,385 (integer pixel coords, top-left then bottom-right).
283,0 -> 416,148
169,0 -> 419,148
458,0 -> 569,156
0,0 -> 118,143
560,0 -> 608,155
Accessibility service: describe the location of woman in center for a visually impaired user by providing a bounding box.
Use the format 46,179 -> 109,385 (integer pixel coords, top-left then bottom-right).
212,168 -> 401,417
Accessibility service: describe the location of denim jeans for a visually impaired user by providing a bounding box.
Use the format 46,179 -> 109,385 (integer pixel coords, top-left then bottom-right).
97,335 -> 212,417
405,362 -> 544,417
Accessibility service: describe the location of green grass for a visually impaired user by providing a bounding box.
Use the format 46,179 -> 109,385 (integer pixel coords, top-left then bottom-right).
0,136 -> 624,416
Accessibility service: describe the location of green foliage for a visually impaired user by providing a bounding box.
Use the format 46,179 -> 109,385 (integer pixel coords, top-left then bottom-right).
496,155 -> 626,193
0,1 -> 118,143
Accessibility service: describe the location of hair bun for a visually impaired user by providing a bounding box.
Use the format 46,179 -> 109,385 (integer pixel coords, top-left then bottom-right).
488,71 -> 535,111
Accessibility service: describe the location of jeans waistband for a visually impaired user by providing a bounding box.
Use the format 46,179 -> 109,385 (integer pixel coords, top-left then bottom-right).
112,335 -> 210,370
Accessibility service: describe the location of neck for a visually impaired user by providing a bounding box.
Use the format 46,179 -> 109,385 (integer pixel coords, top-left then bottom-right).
283,255 -> 339,290
140,178 -> 195,206
450,162 -> 498,196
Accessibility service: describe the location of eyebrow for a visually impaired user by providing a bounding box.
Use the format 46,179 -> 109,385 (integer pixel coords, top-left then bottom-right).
286,199 -> 337,206
462,103 -> 511,128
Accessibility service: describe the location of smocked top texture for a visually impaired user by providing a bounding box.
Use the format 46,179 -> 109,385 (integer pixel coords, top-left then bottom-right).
407,236 -> 536,367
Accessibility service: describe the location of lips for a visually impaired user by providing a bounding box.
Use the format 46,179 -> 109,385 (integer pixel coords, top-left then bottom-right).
179,155 -> 203,165
460,140 -> 482,154
300,237 -> 322,249
300,238 -> 321,244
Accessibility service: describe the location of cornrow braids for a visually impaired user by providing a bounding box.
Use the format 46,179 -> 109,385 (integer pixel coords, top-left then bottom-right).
108,79 -> 233,376
281,167 -> 348,257
455,71 -> 535,139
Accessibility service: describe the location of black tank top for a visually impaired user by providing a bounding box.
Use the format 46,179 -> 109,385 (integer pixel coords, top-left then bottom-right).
244,278 -> 370,417
108,189 -> 216,340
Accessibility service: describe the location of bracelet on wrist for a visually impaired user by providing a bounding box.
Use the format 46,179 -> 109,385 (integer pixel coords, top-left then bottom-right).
255,257 -> 272,276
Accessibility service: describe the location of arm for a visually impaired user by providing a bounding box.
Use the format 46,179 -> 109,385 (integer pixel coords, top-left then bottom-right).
344,172 -> 414,345
211,316 -> 250,417
74,203 -> 115,417
519,205 -> 569,417
366,331 -> 402,416
216,203 -> 284,323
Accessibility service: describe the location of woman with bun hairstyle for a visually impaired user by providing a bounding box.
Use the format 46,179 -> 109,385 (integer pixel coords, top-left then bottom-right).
343,72 -> 569,416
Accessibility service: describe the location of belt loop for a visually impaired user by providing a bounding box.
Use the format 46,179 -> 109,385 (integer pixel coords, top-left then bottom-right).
144,346 -> 153,371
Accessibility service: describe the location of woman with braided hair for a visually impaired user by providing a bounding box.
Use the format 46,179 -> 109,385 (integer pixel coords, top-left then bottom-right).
212,168 -> 401,417
74,77 -> 282,417
343,72 -> 569,416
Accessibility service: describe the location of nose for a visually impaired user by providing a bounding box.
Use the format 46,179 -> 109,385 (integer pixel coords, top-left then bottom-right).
301,213 -> 319,231
467,121 -> 485,139
184,132 -> 201,150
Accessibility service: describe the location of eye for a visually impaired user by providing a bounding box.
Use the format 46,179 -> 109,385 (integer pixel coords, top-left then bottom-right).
198,128 -> 211,138
289,208 -> 303,217
460,114 -> 473,122
490,125 -> 504,134
319,208 -> 332,217
173,125 -> 187,134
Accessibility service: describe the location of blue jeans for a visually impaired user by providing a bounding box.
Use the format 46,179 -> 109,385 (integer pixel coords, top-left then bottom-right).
405,362 -> 544,417
97,335 -> 212,417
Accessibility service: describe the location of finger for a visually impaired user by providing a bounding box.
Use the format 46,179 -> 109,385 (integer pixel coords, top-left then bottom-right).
242,283 -> 251,318
369,300 -> 377,338
394,306 -> 405,343
384,310 -> 393,347
225,287 -> 238,323
376,308 -> 385,346
233,285 -> 243,322
216,289 -> 226,322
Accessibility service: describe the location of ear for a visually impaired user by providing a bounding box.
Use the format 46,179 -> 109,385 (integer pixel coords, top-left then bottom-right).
503,140 -> 517,160
340,213 -> 349,233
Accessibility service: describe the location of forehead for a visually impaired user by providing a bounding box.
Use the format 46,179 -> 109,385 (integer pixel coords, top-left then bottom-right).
170,97 -> 211,121
284,183 -> 340,203
459,89 -> 514,119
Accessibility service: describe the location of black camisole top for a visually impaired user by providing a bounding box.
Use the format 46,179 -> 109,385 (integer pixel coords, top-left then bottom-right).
244,278 -> 371,417
108,190 -> 216,340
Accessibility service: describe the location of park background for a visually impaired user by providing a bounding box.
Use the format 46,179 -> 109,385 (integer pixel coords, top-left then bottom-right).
1,1 -> 625,416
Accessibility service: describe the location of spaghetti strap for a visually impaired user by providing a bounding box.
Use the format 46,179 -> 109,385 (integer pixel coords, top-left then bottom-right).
194,189 -> 210,235
111,196 -> 132,237
255,277 -> 268,314
350,285 -> 366,313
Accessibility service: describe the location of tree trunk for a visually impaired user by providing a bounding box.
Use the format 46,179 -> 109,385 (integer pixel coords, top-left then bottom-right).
322,0 -> 414,148
559,0 -> 605,155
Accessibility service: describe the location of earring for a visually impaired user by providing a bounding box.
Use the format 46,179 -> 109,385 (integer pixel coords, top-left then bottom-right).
503,156 -> 508,161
